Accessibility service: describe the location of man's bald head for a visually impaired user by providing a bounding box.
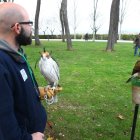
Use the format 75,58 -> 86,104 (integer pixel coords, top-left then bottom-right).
0,2 -> 29,33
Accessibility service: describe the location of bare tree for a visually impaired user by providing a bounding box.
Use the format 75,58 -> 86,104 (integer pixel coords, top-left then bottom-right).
60,0 -> 72,50
90,0 -> 100,41
119,0 -> 128,40
42,27 -> 48,40
46,18 -> 57,38
106,0 -> 120,51
72,0 -> 78,39
90,13 -> 102,41
60,3 -> 65,42
56,0 -> 65,41
34,0 -> 41,46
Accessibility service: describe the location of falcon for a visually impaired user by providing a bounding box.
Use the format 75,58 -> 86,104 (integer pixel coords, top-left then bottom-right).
38,48 -> 62,104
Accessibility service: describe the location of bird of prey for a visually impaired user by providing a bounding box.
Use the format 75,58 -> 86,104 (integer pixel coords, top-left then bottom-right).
126,60 -> 140,83
38,48 -> 61,104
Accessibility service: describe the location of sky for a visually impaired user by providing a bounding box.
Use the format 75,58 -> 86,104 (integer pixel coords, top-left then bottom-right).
13,0 -> 140,35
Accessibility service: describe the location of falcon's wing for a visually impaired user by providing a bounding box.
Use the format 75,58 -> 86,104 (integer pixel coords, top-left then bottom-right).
50,57 -> 60,80
39,57 -> 60,85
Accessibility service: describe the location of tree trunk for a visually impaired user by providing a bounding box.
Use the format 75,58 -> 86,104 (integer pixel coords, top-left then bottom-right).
106,0 -> 120,51
119,0 -> 128,40
60,8 -> 65,42
61,0 -> 72,50
92,0 -> 99,41
34,0 -> 41,46
119,22 -> 122,40
73,0 -> 77,40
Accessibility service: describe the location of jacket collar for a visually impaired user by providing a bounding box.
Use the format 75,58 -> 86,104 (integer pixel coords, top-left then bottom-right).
0,40 -> 25,63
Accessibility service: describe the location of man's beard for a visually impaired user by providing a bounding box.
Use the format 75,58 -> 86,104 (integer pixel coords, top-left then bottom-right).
16,27 -> 32,46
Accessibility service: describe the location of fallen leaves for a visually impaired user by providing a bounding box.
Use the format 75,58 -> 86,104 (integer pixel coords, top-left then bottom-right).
117,114 -> 125,120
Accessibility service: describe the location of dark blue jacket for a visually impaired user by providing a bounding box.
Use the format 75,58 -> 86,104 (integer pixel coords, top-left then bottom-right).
0,40 -> 47,140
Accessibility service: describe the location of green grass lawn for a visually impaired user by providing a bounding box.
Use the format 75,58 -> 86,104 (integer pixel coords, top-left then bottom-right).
25,40 -> 140,140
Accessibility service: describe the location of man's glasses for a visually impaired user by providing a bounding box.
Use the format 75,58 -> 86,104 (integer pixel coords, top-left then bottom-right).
11,21 -> 33,28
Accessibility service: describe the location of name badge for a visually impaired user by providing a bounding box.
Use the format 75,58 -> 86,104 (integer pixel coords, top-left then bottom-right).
20,69 -> 28,81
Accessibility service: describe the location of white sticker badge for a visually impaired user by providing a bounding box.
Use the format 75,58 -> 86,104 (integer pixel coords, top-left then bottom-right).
20,69 -> 28,81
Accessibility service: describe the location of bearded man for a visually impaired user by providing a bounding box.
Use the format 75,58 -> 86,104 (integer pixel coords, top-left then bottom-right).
0,2 -> 47,140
